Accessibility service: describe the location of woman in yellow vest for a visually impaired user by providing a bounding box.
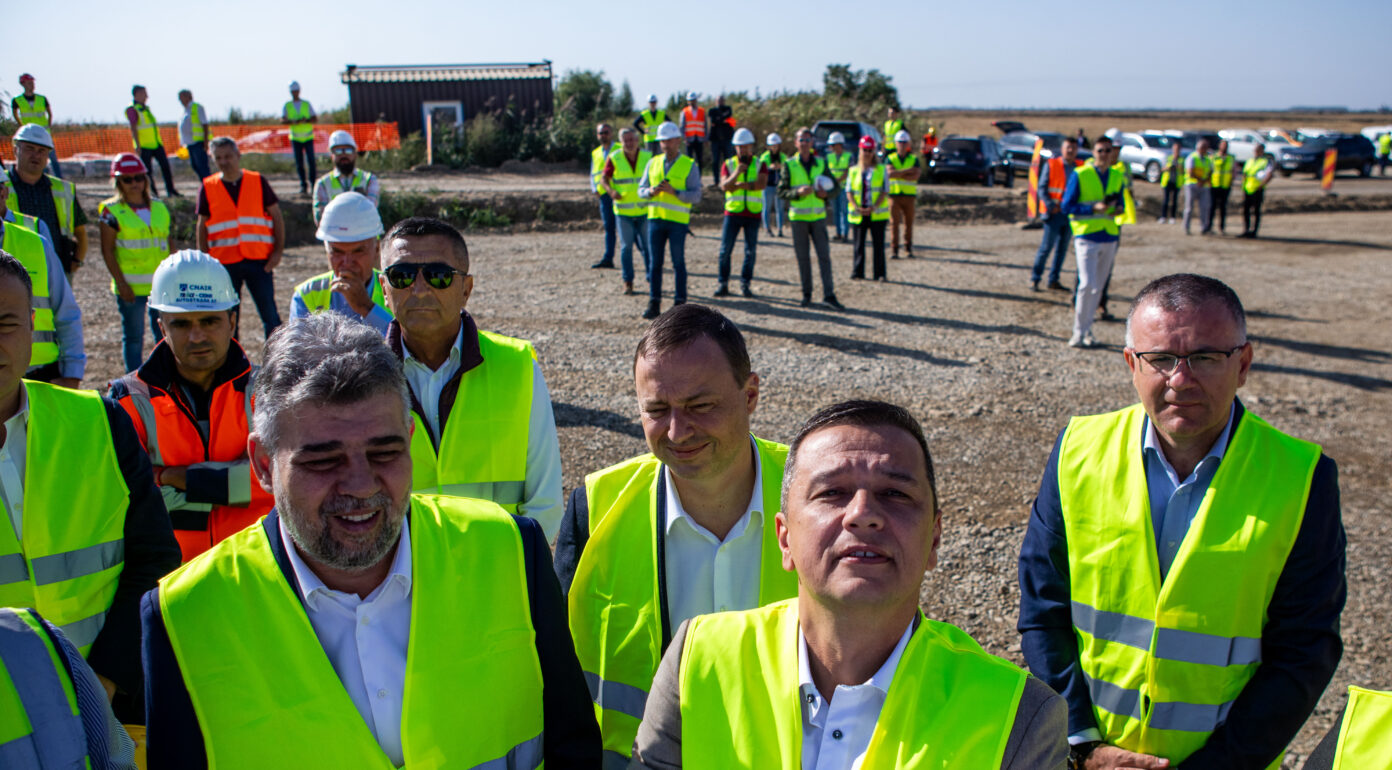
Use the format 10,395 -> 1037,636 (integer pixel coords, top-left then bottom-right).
98,153 -> 171,373
847,136 -> 891,280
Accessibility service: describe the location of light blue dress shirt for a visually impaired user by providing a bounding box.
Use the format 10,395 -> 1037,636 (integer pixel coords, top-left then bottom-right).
1142,405 -> 1236,579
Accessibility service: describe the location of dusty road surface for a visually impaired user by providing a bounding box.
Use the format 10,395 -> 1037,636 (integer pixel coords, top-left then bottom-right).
68,206 -> 1389,768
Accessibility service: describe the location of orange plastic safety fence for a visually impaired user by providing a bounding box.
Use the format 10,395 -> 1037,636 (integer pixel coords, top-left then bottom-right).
1,122 -> 399,162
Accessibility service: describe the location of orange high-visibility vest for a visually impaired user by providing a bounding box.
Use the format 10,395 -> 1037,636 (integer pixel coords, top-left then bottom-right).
682,106 -> 706,139
203,171 -> 274,265
1046,157 -> 1069,202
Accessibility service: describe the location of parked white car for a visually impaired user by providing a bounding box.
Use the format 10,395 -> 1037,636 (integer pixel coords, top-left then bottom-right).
1111,131 -> 1189,183
1218,129 -> 1268,162
1361,125 -> 1392,147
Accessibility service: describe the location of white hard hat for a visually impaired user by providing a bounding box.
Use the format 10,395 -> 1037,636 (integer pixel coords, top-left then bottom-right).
766,133 -> 782,145
815,175 -> 835,192
647,93 -> 658,103
316,192 -> 384,243
687,91 -> 698,100
828,132 -> 846,145
12,123 -> 54,149
148,250 -> 239,313
328,130 -> 357,150
732,127 -> 755,146
656,122 -> 682,141
894,130 -> 912,143
289,81 -> 301,91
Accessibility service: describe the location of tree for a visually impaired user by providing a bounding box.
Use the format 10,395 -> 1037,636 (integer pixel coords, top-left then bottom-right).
615,80 -> 635,116
822,63 -> 900,108
555,69 -> 614,120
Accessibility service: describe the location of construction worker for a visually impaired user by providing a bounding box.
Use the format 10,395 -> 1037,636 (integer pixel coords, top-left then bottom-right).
12,73 -> 60,178
781,127 -> 841,310
126,85 -> 179,198
1379,132 -> 1391,175
1183,138 -> 1214,235
638,122 -> 701,320
714,127 -> 766,298
178,89 -> 212,180
1061,135 -> 1124,348
97,153 -> 170,373
886,130 -> 920,259
291,191 -> 392,334
0,608 -> 138,769
109,251 -> 273,562
760,133 -> 787,238
1096,140 -> 1136,322
848,135 -> 891,281
599,127 -> 652,295
1030,135 -> 1078,292
589,123 -> 618,269
6,123 -> 87,279
679,92 -> 707,173
1019,274 -> 1345,769
825,132 -> 853,241
1210,139 -> 1235,235
555,305 -> 799,766
0,249 -> 180,711
883,106 -> 906,146
1240,142 -> 1275,238
0,173 -> 84,388
1159,142 -> 1182,223
637,94 -> 666,154
707,95 -> 734,186
196,136 -> 285,339
922,125 -> 939,157
629,400 -> 1067,768
283,80 -> 318,195
379,217 -> 565,540
140,312 -> 600,769
1304,686 -> 1392,769
312,129 -> 379,224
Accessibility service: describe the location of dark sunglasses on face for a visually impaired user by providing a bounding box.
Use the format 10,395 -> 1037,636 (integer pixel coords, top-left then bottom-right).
383,262 -> 468,290
118,175 -> 147,185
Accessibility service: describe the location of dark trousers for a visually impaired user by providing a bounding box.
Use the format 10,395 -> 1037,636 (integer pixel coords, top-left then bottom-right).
47,148 -> 63,179
597,194 -> 616,264
292,140 -> 317,190
1031,212 -> 1070,284
791,220 -> 835,300
685,138 -> 705,171
717,216 -> 760,288
853,219 -> 888,279
1243,189 -> 1265,236
1161,184 -> 1180,219
186,141 -> 212,180
1212,187 -> 1231,232
225,259 -> 282,338
140,145 -> 178,196
710,139 -> 732,186
647,219 -> 688,304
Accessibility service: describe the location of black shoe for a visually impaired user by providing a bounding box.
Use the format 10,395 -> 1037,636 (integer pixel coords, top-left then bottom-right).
824,296 -> 844,310
714,285 -> 730,297
1100,309 -> 1115,321
741,284 -> 754,298
591,260 -> 615,269
642,301 -> 661,320
874,275 -> 887,282
1047,281 -> 1067,291
891,253 -> 901,260
673,299 -> 686,306
1031,280 -> 1041,292
851,274 -> 865,280
800,295 -> 812,307
167,190 -> 183,198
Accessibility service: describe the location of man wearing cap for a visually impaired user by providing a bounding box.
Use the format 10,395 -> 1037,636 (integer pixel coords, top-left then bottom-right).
11,73 -> 60,178
292,192 -> 393,335
589,123 -> 618,270
126,85 -> 180,198
312,130 -> 380,224
98,153 -> 170,374
715,127 -> 766,298
637,95 -> 667,154
779,127 -> 842,310
283,81 -> 317,196
109,250 -> 273,562
638,122 -> 702,320
679,93 -> 707,175
707,95 -> 734,187
599,128 -> 652,296
825,133 -> 853,242
5,123 -> 87,279
178,89 -> 212,181
886,130 -> 920,259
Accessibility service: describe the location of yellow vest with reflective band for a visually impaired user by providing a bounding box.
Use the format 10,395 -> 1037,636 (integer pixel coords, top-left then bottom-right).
679,599 -> 1027,768
187,102 -> 208,143
131,103 -> 161,150
6,173 -> 76,239
1113,161 -> 1137,226
1057,404 -> 1319,767
409,331 -> 535,513
1331,686 -> 1392,770
0,607 -> 89,769
1184,154 -> 1212,186
1243,157 -> 1271,195
640,109 -> 666,143
1161,154 -> 1184,188
847,164 -> 891,224
569,437 -> 796,765
609,149 -> 653,218
645,154 -> 695,224
13,95 -> 49,128
784,154 -> 828,221
1,223 -> 57,367
826,150 -> 852,182
158,495 -> 545,768
887,151 -> 919,196
1211,155 -> 1235,189
592,143 -> 615,193
722,156 -> 764,215
294,269 -> 392,317
283,100 -> 314,142
1379,134 -> 1391,154
883,119 -> 905,143
98,198 -> 169,297
0,383 -> 129,656
326,169 -> 372,197
1069,162 -> 1125,238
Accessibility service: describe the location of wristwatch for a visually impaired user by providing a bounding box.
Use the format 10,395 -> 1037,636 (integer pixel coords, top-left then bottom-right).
1068,741 -> 1101,770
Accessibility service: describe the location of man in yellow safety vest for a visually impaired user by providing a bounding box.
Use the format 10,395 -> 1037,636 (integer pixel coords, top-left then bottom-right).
312,130 -> 380,224
637,94 -> 667,154
589,123 -> 618,270
125,85 -> 180,198
178,89 -> 212,180
282,80 -> 318,195
11,73 -> 61,178
6,123 -> 88,281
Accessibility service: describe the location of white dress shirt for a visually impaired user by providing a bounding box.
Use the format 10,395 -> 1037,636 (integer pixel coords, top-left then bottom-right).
798,620 -> 915,770
662,436 -> 765,631
0,384 -> 29,540
279,518 -> 413,767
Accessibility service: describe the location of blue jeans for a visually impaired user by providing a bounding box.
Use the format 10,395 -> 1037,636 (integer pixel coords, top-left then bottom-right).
1031,212 -> 1070,284
292,139 -> 316,190
717,216 -> 760,287
830,193 -> 849,238
761,187 -> 784,233
116,295 -> 161,373
597,194 -> 617,264
47,148 -> 63,179
187,141 -> 212,179
225,259 -> 282,338
617,215 -> 648,283
647,219 -> 688,304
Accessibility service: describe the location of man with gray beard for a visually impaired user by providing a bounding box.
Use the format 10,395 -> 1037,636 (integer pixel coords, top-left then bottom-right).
139,312 -> 599,768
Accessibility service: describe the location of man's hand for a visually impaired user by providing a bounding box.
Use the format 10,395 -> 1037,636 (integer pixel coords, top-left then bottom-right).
795,185 -> 813,197
1085,744 -> 1170,769
116,280 -> 135,303
265,251 -> 283,271
332,274 -> 375,317
654,180 -> 675,196
98,674 -> 117,702
157,465 -> 188,491
52,377 -> 81,390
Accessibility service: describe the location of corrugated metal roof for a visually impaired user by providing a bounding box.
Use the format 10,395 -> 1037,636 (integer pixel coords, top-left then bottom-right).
341,63 -> 552,84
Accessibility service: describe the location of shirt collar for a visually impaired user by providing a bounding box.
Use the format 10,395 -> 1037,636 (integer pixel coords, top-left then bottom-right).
663,435 -> 763,539
278,513 -> 412,611
1142,403 -> 1236,484
797,616 -> 916,711
402,324 -> 464,373
4,382 -> 31,433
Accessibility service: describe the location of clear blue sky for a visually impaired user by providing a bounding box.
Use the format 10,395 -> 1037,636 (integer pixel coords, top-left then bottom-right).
11,0 -> 1391,123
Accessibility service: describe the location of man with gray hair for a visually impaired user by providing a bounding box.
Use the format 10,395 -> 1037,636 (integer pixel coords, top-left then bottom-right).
140,313 -> 600,768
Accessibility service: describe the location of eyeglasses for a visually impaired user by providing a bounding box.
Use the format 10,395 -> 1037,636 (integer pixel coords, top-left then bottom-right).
1133,345 -> 1245,376
118,176 -> 148,185
331,147 -> 355,155
383,262 -> 468,290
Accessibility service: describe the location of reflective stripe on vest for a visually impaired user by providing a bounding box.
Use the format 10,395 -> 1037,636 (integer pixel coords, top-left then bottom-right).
13,95 -> 49,128
722,157 -> 763,215
826,150 -> 852,183
159,495 -> 545,768
682,106 -> 705,138
570,437 -> 796,762
6,175 -> 75,240
645,154 -> 695,224
1,223 -> 57,367
679,600 -> 1026,768
132,103 -> 161,149
785,154 -> 828,221
1243,157 -> 1271,195
284,100 -> 314,142
610,149 -> 653,217
1057,404 -> 1319,765
0,608 -> 88,769
640,109 -> 666,143
294,269 -> 391,318
1068,162 -> 1124,239
1332,686 -> 1392,770
847,165 -> 890,224
326,169 -> 370,197
887,151 -> 918,196
1184,154 -> 1213,186
188,102 -> 208,143
1211,155 -> 1235,189
203,171 -> 274,264
409,332 -> 534,514
1046,157 -> 1069,202
100,198 -> 170,296
0,383 -> 128,656
1161,155 -> 1184,188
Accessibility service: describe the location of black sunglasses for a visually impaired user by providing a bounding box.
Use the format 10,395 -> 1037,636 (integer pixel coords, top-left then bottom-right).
118,175 -> 148,185
383,262 -> 468,290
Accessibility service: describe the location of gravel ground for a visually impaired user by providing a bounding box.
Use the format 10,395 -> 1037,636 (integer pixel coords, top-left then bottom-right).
67,206 -> 1390,768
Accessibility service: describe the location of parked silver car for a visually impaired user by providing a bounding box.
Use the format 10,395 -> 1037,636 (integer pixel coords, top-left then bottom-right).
1218,128 -> 1267,162
1110,131 -> 1190,183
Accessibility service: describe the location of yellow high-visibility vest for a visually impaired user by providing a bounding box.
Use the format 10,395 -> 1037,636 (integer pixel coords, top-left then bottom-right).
847,164 -> 891,224
722,157 -> 764,215
98,198 -> 170,296
1069,162 -> 1125,239
1331,686 -> 1392,769
131,103 -> 161,150
0,223 -> 57,366
13,95 -> 49,128
283,100 -> 314,142
887,151 -> 919,196
784,154 -> 828,221
645,154 -> 695,225
609,149 -> 654,218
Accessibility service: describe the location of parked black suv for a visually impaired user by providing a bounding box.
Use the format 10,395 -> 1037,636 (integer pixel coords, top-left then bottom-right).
928,135 -> 1013,187
994,124 -> 1093,173
1275,134 -> 1377,177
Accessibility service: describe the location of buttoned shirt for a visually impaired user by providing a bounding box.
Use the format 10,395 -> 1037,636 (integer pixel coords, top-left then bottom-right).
1142,405 -> 1235,579
662,436 -> 764,631
0,384 -> 30,540
279,517 -> 412,767
798,619 -> 914,770
401,327 -> 465,441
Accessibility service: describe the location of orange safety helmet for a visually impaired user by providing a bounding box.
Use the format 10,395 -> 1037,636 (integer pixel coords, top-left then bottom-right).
111,152 -> 149,177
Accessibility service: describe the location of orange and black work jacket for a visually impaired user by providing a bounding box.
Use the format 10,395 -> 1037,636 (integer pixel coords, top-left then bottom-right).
202,171 -> 274,265
109,340 -> 271,561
